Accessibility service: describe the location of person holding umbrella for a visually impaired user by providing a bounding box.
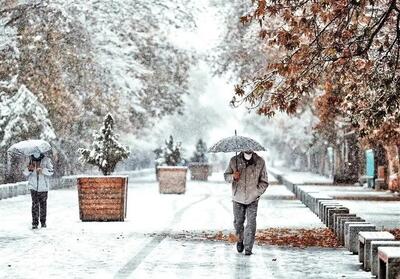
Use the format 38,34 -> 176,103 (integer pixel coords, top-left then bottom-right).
8,140 -> 54,229
209,132 -> 268,255
23,151 -> 53,229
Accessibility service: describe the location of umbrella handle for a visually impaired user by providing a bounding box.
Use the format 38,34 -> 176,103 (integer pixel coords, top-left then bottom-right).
235,152 -> 238,171
235,130 -> 238,170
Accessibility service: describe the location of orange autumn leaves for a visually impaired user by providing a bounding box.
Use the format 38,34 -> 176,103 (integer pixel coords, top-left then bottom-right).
208,228 -> 341,248
231,0 -> 400,145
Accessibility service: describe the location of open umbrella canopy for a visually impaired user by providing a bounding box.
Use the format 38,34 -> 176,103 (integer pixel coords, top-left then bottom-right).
208,135 -> 265,153
8,139 -> 52,156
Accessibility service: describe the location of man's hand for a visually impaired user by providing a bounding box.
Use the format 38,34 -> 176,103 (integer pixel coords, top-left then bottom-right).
233,171 -> 240,181
28,164 -> 35,172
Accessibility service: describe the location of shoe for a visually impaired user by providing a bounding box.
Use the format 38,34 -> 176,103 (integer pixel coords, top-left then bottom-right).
32,225 -> 38,229
236,241 -> 244,253
41,223 -> 46,228
244,250 -> 252,256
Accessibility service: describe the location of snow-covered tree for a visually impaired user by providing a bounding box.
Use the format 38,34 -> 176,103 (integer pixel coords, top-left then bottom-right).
79,114 -> 130,175
0,0 -> 199,175
0,2 -> 110,176
191,139 -> 208,163
0,84 -> 56,147
157,135 -> 184,167
47,0 -> 198,130
210,0 -> 267,80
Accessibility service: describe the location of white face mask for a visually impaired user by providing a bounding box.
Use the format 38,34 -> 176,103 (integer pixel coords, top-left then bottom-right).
33,152 -> 41,159
244,152 -> 253,160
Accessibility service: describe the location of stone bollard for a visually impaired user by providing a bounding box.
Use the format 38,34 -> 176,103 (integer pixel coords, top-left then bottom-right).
345,223 -> 376,253
301,190 -> 308,204
318,201 -> 340,220
371,241 -> 400,276
294,185 -> 303,199
358,231 -> 395,271
377,247 -> 400,279
318,201 -> 337,220
305,191 -> 321,209
339,222 -> 369,246
334,214 -> 357,236
323,204 -> 343,225
17,182 -> 28,195
309,194 -> 332,215
16,183 -> 23,196
8,184 -> 17,198
292,184 -> 297,196
60,176 -> 79,189
0,185 -> 6,200
327,208 -> 349,229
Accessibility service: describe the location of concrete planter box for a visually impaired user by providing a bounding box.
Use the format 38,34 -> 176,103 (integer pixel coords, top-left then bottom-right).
189,163 -> 209,181
77,176 -> 128,221
158,166 -> 187,194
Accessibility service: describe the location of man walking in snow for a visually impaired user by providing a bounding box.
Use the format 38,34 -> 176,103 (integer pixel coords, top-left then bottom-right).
23,152 -> 54,229
224,150 -> 268,255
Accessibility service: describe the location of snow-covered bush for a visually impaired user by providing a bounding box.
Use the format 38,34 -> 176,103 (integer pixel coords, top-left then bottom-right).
190,139 -> 208,163
79,113 -> 130,175
156,135 -> 184,167
0,84 -> 56,147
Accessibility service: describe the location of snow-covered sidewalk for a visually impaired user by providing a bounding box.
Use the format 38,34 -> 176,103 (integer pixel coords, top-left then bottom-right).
269,167 -> 333,185
0,172 -> 371,278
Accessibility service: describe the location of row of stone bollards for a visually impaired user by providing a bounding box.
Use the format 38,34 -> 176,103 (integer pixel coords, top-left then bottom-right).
0,181 -> 29,200
0,170 -> 153,201
0,177 -> 77,201
271,170 -> 400,279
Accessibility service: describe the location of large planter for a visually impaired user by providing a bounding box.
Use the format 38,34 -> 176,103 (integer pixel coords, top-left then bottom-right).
77,176 -> 128,221
189,163 -> 210,181
158,166 -> 187,194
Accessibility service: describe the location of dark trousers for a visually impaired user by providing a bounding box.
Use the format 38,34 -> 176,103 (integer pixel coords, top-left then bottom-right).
233,200 -> 259,252
30,190 -> 48,226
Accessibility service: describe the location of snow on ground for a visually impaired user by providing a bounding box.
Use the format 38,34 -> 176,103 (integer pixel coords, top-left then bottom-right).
0,172 -> 371,278
339,200 -> 400,230
269,167 -> 333,184
127,239 -> 369,279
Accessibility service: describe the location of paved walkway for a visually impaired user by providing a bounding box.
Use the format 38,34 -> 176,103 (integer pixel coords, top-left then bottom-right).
0,172 -> 372,278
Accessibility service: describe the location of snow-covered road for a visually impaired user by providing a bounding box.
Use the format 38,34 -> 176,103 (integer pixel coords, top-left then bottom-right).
0,173 -> 371,278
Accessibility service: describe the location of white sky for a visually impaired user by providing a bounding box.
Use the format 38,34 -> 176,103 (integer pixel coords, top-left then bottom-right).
167,1 -> 248,140
168,2 -> 222,51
